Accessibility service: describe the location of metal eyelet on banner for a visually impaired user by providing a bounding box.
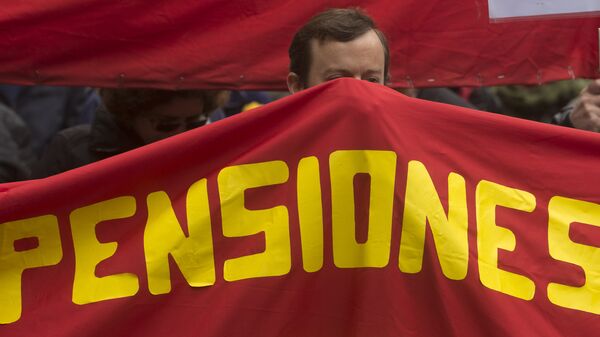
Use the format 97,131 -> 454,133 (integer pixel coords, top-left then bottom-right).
175,75 -> 185,90
567,66 -> 575,79
405,75 -> 414,89
33,69 -> 41,83
118,73 -> 126,87
477,73 -> 484,86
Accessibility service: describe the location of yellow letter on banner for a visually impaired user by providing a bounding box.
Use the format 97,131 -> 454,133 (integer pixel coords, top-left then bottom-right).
476,180 -> 536,300
297,156 -> 324,273
548,196 -> 600,315
144,179 -> 215,295
70,196 -> 139,304
0,215 -> 62,324
330,150 -> 397,268
399,160 -> 468,280
218,161 -> 290,282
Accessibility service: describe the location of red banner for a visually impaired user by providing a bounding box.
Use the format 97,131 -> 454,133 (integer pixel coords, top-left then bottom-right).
1,79 -> 600,336
0,0 -> 598,89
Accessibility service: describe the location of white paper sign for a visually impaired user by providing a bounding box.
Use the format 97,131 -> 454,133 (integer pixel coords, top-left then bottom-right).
488,0 -> 600,19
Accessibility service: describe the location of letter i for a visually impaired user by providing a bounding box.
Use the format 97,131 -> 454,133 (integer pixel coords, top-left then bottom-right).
297,156 -> 324,272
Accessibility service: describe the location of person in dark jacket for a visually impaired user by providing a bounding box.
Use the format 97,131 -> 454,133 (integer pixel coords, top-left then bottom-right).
33,88 -> 228,178
0,85 -> 100,156
0,101 -> 36,182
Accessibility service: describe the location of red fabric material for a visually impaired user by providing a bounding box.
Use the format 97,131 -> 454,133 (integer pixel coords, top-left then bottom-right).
1,79 -> 600,336
0,0 -> 598,89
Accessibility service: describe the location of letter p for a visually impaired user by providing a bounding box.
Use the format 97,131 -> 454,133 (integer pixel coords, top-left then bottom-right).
0,215 -> 62,324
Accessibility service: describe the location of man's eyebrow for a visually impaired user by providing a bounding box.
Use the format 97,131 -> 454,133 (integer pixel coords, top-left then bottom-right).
322,68 -> 354,76
364,69 -> 383,75
323,68 -> 383,75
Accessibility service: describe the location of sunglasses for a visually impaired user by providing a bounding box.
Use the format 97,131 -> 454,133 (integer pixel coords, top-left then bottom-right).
147,114 -> 209,133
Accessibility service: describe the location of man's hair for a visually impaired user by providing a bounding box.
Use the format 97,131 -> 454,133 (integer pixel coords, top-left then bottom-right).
288,8 -> 390,85
100,88 -> 228,122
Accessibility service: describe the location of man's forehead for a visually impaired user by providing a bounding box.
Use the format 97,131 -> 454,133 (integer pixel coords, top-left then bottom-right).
308,30 -> 385,70
311,29 -> 377,47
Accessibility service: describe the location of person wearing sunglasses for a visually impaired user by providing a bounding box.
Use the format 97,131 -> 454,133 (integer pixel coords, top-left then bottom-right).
32,88 -> 228,178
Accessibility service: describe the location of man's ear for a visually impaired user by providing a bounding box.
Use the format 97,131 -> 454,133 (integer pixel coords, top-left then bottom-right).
287,72 -> 303,94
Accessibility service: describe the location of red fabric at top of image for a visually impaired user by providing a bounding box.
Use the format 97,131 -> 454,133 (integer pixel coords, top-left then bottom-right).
0,0 -> 598,89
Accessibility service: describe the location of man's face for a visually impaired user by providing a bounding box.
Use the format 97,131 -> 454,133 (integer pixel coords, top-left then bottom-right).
287,29 -> 385,93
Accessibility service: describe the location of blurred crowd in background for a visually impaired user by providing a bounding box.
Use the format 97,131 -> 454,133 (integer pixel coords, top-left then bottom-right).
0,79 -> 592,183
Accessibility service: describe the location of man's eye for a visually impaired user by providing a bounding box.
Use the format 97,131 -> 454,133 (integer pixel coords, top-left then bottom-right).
367,77 -> 380,83
327,75 -> 342,81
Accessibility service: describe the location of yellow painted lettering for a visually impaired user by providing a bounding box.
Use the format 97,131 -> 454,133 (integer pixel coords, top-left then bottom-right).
548,196 -> 600,314
297,156 -> 324,273
0,215 -> 62,324
70,196 -> 138,304
144,179 -> 215,295
330,150 -> 396,268
218,161 -> 290,281
399,160 -> 468,280
476,180 -> 535,300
